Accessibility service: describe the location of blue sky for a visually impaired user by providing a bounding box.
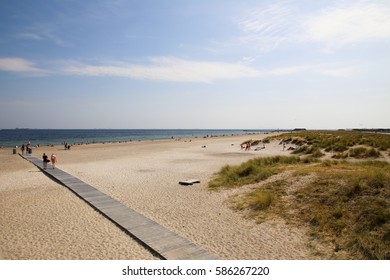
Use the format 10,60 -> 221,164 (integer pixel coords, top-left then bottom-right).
0,0 -> 389,129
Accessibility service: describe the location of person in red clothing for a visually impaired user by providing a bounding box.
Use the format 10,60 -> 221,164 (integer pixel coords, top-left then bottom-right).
51,153 -> 57,169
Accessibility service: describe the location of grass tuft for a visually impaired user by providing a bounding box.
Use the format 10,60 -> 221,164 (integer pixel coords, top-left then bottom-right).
208,156 -> 301,189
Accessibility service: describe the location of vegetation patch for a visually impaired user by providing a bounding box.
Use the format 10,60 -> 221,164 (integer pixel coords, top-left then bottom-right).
293,161 -> 390,259
332,147 -> 381,159
209,155 -> 390,259
265,130 -> 390,158
208,156 -> 302,190
229,179 -> 288,223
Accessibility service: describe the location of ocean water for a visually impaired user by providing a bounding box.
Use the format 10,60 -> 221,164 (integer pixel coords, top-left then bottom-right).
0,129 -> 269,147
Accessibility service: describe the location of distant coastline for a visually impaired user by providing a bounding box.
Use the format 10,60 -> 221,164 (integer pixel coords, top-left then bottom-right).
0,128 -> 274,148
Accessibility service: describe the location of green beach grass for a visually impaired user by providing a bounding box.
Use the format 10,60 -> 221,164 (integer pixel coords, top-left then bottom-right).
265,130 -> 390,159
209,131 -> 390,259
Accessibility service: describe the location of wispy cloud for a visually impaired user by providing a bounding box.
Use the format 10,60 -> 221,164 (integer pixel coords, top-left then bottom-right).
230,1 -> 390,54
304,1 -> 390,51
0,57 -> 48,75
19,24 -> 71,47
235,2 -> 300,52
17,33 -> 44,41
62,57 -> 264,83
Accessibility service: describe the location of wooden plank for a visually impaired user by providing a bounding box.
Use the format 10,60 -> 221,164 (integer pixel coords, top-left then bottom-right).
72,187 -> 100,195
92,199 -> 123,208
83,196 -> 112,205
57,177 -> 83,183
125,219 -> 160,232
21,155 -> 220,260
66,183 -> 92,190
80,191 -> 108,199
67,184 -> 96,191
46,168 -> 67,174
96,203 -> 128,214
66,184 -> 95,193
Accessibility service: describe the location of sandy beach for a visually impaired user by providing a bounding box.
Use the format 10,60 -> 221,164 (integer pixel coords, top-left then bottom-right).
0,133 -> 316,259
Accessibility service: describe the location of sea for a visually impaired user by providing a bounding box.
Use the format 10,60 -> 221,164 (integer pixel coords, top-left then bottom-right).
0,129 -> 272,148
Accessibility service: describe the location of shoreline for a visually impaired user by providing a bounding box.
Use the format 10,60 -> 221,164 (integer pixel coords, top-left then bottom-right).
0,129 -> 276,148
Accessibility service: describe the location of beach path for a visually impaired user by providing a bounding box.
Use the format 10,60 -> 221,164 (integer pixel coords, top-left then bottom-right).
20,154 -> 220,260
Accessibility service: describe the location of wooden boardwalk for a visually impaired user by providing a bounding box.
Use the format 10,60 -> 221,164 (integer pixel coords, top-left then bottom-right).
21,154 -> 219,260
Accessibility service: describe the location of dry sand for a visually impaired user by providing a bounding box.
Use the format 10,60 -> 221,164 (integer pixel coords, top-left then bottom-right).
0,133 -> 315,259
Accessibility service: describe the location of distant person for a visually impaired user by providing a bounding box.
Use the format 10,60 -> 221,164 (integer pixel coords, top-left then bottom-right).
42,153 -> 49,170
51,153 -> 57,169
27,142 -> 31,154
21,144 -> 25,155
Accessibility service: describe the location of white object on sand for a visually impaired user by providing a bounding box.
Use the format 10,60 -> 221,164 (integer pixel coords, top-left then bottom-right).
179,179 -> 200,186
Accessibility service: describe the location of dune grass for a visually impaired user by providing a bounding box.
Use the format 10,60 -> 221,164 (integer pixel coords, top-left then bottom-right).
265,130 -> 390,159
208,155 -> 302,190
292,160 -> 390,259
209,156 -> 390,259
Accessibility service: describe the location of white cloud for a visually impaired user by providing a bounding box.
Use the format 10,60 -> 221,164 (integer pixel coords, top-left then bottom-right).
0,57 -> 358,82
61,57 -> 360,81
0,57 -> 47,75
304,1 -> 390,50
62,57 -> 264,83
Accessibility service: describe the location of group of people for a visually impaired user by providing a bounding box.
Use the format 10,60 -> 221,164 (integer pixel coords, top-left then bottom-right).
64,141 -> 71,150
20,142 -> 31,155
42,153 -> 57,170
241,142 -> 252,151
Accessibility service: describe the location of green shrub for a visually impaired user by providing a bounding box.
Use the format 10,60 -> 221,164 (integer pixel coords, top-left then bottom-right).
366,148 -> 381,158
349,147 -> 381,158
349,147 -> 368,158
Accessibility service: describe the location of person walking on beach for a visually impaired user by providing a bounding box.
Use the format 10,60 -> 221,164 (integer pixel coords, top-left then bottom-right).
42,153 -> 48,170
27,141 -> 31,154
21,144 -> 25,155
51,153 -> 57,169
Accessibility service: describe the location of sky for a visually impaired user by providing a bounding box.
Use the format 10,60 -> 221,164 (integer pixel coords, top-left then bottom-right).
0,0 -> 389,129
